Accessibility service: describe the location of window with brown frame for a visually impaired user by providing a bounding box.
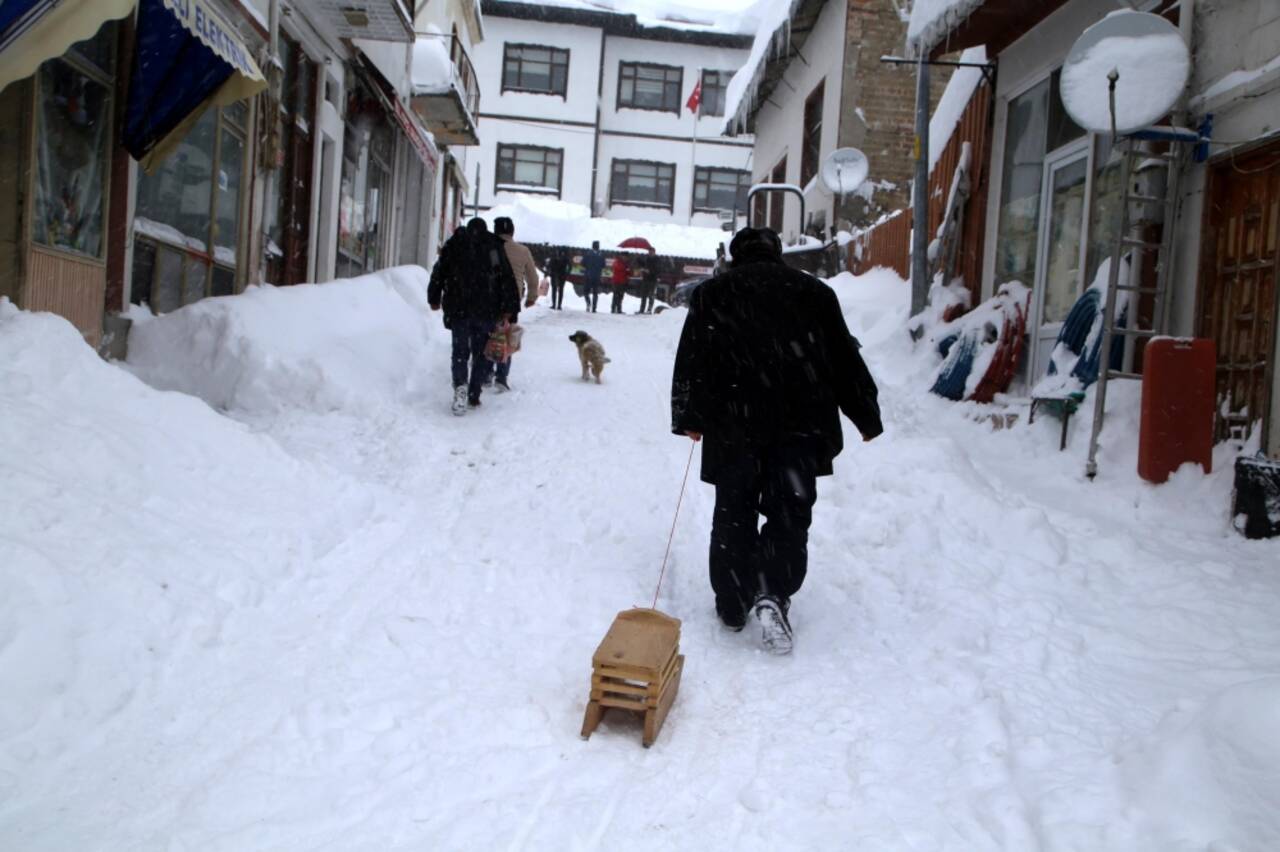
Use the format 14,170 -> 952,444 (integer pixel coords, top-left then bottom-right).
693,167 -> 750,212
617,62 -> 683,113
502,43 -> 569,97
769,156 -> 787,232
610,159 -> 676,208
496,144 -> 563,195
801,80 -> 824,187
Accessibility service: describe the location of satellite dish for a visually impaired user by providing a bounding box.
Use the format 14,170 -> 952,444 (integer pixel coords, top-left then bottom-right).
1060,10 -> 1191,135
820,148 -> 869,195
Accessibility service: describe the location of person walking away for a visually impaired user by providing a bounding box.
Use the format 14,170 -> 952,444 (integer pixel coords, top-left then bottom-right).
582,241 -> 606,312
610,254 -> 629,314
428,218 -> 519,415
546,247 -> 568,310
492,217 -> 539,392
637,254 -> 658,314
670,227 -> 883,654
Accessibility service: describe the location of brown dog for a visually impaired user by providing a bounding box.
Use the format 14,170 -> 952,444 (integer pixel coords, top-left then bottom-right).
569,330 -> 610,383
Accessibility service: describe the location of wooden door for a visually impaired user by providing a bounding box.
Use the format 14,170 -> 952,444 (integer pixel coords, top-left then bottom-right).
1199,143 -> 1280,443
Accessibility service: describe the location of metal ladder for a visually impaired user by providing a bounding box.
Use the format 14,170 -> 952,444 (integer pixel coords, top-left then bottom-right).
1084,134 -> 1190,479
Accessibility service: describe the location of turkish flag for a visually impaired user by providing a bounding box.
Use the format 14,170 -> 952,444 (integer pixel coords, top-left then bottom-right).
685,79 -> 702,114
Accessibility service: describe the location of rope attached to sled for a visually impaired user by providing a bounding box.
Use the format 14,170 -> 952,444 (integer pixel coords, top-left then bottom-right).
652,441 -> 697,609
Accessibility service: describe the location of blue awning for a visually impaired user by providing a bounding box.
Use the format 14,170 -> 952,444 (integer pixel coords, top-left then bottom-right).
0,0 -> 137,93
124,0 -> 265,172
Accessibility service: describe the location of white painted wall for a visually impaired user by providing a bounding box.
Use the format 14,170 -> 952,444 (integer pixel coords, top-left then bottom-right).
746,0 -> 846,242
473,14 -> 752,227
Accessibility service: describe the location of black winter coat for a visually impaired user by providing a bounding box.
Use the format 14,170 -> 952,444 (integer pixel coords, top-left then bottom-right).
427,227 -> 519,328
671,258 -> 883,483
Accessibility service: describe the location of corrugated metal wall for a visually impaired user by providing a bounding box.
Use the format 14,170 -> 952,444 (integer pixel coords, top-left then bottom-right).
847,81 -> 993,305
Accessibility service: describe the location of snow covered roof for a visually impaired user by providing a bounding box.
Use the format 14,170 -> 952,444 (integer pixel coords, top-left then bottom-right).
480,0 -> 757,45
721,0 -> 822,136
927,46 -> 987,173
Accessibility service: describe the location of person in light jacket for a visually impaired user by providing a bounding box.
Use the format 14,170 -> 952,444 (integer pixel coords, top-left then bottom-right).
491,217 -> 539,391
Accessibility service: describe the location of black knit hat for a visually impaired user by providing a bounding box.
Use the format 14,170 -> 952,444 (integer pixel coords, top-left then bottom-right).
494,216 -> 514,236
729,227 -> 783,266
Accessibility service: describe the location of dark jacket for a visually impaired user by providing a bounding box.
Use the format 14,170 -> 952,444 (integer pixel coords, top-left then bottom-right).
671,258 -> 883,483
428,224 -> 519,328
546,252 -> 568,279
581,249 -> 606,284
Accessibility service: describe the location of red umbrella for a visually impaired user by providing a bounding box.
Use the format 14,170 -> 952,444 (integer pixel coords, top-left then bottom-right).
617,237 -> 655,253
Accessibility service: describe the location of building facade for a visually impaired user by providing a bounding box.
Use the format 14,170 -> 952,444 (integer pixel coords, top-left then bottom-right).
472,1 -> 753,230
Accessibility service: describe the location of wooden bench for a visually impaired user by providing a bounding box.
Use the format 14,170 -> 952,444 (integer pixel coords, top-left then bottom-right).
580,608 -> 684,748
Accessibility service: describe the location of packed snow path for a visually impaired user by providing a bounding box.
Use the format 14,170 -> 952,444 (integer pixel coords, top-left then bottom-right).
2,275 -> 1278,851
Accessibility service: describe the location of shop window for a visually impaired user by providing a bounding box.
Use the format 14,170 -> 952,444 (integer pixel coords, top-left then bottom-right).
617,63 -> 682,113
693,167 -> 750,212
32,27 -> 115,259
133,102 -> 247,311
338,118 -> 392,278
496,144 -> 562,194
502,44 -> 569,97
801,80 -> 824,188
610,159 -> 675,208
699,70 -> 730,118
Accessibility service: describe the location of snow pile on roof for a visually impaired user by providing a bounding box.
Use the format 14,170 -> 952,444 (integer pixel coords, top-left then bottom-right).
125,267 -> 437,415
906,0 -> 985,57
721,0 -> 796,134
1193,52 -> 1280,108
411,25 -> 455,95
928,46 -> 986,172
483,194 -> 727,258
532,0 -> 763,34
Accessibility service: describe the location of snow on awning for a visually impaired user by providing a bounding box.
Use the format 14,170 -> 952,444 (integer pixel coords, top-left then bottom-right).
0,0 -> 137,93
124,0 -> 266,172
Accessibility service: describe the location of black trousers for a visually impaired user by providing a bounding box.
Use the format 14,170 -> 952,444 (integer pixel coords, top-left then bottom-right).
610,285 -> 625,313
639,281 -> 656,313
550,276 -> 565,308
708,445 -> 819,625
584,280 -> 600,311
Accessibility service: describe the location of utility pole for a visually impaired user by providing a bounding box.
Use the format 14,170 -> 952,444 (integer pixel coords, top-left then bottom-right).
911,54 -> 930,317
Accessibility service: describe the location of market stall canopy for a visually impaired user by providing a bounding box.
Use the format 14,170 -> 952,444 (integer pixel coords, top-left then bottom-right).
124,0 -> 265,172
0,0 -> 137,93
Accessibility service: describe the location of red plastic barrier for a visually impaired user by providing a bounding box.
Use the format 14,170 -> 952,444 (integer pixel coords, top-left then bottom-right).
1138,337 -> 1216,484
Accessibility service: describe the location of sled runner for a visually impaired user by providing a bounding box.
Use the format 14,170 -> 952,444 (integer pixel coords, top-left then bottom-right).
580,608 -> 684,748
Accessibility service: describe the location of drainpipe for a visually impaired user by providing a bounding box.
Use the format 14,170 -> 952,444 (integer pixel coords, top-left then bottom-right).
910,53 -> 930,317
589,28 -> 606,217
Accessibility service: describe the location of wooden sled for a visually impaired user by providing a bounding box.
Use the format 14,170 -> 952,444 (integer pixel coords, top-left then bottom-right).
580,608 -> 684,748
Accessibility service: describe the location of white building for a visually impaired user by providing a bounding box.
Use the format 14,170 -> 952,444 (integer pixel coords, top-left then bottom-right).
472,1 -> 754,233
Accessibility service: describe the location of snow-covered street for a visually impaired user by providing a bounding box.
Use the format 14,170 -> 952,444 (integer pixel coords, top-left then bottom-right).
2,271 -> 1278,850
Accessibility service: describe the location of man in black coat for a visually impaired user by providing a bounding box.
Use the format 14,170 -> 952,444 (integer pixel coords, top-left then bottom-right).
670,227 -> 883,654
428,218 -> 519,415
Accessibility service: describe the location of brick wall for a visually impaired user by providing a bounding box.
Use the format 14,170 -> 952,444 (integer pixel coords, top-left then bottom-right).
836,0 -> 951,229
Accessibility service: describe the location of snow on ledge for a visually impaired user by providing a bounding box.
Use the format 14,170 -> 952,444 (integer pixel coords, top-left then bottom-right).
906,0 -> 985,58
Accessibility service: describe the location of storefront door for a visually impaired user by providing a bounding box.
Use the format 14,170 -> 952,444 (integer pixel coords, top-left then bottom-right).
1029,142 -> 1090,380
1200,142 -> 1280,449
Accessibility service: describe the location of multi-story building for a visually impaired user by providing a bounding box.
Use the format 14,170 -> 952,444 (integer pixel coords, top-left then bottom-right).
472,1 -> 754,231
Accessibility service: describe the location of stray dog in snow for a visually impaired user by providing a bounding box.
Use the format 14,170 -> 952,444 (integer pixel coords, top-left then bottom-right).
568,330 -> 610,383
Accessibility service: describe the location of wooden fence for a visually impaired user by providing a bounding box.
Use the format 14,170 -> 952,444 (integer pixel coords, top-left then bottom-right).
846,82 -> 993,305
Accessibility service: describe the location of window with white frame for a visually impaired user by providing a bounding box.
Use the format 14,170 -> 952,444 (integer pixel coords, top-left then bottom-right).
496,144 -> 563,194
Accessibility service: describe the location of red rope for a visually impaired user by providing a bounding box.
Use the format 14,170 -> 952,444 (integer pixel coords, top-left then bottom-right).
652,441 -> 697,610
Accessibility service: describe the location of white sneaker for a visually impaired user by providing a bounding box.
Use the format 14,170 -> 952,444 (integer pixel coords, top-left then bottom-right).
753,596 -> 793,655
451,386 -> 468,416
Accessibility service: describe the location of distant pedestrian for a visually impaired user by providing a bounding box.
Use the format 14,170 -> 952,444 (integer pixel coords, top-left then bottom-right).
492,217 -> 539,392
546,247 -> 569,310
581,241 -> 606,312
610,254 -> 629,314
637,254 -> 658,314
428,218 -> 519,415
670,227 -> 883,654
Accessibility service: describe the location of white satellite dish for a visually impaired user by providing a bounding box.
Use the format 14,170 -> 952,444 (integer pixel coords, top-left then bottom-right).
820,148 -> 869,195
1060,10 -> 1191,135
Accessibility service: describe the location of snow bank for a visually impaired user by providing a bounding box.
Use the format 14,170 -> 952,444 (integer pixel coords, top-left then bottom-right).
1126,678 -> 1280,850
907,0 -> 984,57
483,194 -> 727,258
126,267 -> 438,416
